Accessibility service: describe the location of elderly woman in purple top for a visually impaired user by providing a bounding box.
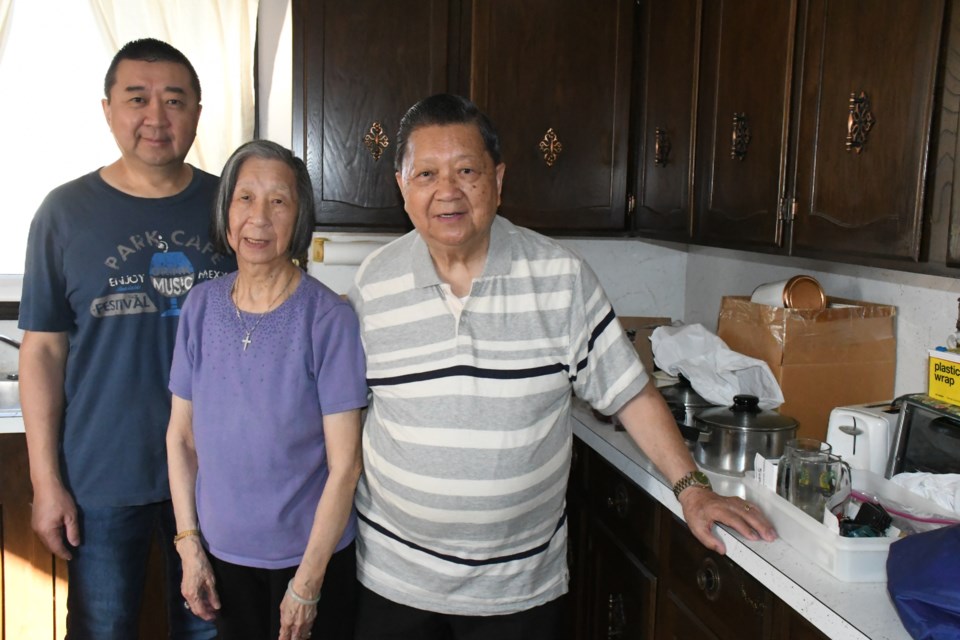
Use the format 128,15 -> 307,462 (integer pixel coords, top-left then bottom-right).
166,139 -> 368,640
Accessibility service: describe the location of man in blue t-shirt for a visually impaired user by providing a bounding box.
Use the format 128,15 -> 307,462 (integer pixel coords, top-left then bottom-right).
18,38 -> 233,639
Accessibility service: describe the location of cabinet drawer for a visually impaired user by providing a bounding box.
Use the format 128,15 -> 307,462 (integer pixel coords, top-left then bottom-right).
585,449 -> 659,565
658,512 -> 771,640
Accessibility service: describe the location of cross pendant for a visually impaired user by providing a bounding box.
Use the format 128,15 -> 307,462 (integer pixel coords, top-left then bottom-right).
242,334 -> 252,351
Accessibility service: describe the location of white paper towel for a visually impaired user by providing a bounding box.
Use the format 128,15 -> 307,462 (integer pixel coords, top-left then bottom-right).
318,241 -> 384,265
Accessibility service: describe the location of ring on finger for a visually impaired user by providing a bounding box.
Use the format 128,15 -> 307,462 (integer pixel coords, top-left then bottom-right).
743,501 -> 752,512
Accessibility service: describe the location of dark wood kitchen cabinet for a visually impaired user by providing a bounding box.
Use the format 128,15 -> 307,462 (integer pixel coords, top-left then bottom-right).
693,0 -> 798,251
568,438 -> 829,640
292,0 -> 459,229
789,0 -> 945,263
294,0 -> 634,234
630,0 -> 701,240
0,434 -> 168,640
568,439 -> 658,640
656,510 -> 773,640
466,0 -> 634,232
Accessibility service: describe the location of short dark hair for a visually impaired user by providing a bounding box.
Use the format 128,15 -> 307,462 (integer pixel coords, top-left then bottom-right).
213,140 -> 315,265
394,94 -> 502,171
104,38 -> 201,102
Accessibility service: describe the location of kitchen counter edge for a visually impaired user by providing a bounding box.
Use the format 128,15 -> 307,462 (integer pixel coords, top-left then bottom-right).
572,402 -> 909,640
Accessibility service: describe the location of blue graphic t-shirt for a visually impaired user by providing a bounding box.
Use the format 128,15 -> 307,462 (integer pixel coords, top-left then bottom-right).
19,168 -> 235,507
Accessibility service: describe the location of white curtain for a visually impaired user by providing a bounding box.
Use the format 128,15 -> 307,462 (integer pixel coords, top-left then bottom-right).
0,0 -> 12,62
88,0 -> 259,174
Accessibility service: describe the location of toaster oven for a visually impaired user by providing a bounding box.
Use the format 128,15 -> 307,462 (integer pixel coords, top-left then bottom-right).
886,394 -> 960,477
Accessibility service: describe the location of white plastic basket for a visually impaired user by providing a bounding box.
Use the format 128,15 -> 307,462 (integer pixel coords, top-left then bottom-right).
742,470 -> 956,582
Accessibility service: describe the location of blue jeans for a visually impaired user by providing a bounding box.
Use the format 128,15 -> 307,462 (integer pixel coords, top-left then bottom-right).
66,500 -> 216,640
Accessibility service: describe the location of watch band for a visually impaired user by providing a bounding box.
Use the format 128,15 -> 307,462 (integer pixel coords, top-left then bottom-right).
672,469 -> 711,499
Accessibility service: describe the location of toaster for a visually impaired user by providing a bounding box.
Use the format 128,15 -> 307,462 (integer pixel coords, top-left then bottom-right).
825,401 -> 900,474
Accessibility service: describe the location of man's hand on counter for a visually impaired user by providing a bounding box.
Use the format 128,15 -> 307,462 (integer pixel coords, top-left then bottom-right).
678,486 -> 777,555
615,381 -> 778,556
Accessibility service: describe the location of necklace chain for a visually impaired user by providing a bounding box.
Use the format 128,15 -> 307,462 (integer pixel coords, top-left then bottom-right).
232,270 -> 296,351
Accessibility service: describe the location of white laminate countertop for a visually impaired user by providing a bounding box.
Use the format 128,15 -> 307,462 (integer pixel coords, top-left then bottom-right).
0,413 -> 24,434
572,402 -> 910,640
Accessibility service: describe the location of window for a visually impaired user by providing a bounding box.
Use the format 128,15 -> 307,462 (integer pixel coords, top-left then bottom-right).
0,0 -> 258,275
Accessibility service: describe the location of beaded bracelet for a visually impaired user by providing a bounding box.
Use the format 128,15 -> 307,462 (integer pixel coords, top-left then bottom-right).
286,579 -> 321,606
173,529 -> 200,545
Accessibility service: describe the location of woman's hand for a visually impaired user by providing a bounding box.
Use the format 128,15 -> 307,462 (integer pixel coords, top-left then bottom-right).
178,537 -> 221,621
278,580 -> 318,640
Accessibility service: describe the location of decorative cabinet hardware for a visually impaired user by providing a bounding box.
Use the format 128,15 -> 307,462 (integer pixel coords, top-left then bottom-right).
695,557 -> 722,600
654,127 -> 671,166
606,484 -> 631,519
606,593 -> 626,639
846,91 -> 875,154
538,127 -> 563,167
363,122 -> 390,162
730,112 -> 751,161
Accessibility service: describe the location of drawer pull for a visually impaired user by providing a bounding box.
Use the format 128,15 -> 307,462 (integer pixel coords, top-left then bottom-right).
606,484 -> 630,518
607,593 -> 626,638
695,557 -> 721,600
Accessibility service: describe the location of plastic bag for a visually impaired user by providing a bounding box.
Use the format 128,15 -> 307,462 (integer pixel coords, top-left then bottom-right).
887,524 -> 960,639
650,323 -> 784,409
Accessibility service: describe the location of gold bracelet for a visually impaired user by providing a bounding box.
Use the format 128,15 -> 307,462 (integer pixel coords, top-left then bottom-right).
173,529 -> 200,544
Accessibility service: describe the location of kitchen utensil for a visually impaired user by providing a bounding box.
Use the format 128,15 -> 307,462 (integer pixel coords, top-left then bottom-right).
776,437 -> 832,499
788,452 -> 852,522
694,394 -> 799,475
826,402 -> 898,475
750,275 -> 826,311
659,373 -> 717,442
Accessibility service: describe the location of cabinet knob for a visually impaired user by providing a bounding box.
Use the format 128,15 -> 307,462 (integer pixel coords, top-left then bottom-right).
695,557 -> 722,600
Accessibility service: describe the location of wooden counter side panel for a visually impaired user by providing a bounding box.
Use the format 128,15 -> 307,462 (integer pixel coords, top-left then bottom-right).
0,433 -> 64,639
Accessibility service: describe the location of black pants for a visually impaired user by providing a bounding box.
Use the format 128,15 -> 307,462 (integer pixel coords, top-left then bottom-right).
210,542 -> 357,640
353,586 -> 566,640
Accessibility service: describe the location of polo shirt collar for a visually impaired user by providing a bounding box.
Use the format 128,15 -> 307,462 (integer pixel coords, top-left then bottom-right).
410,215 -> 515,289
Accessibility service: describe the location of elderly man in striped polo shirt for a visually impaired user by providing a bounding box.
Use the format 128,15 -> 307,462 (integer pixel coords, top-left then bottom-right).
348,94 -> 777,639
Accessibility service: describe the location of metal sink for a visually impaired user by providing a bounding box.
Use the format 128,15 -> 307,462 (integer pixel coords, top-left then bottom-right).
0,373 -> 20,412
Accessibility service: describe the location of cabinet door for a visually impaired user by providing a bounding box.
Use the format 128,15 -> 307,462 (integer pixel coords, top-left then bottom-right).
587,525 -> 657,640
466,0 -> 633,232
790,0 -> 945,261
292,0 -> 456,229
657,511 -> 771,640
695,0 -> 798,249
632,0 -> 701,240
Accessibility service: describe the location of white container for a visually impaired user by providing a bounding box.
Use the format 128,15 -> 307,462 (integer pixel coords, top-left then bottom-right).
742,470 -> 957,582
750,275 -> 826,311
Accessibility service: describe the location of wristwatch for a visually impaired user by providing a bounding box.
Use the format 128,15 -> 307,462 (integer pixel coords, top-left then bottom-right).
672,469 -> 712,499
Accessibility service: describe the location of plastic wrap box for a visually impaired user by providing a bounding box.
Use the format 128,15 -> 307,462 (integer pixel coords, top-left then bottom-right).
742,470 -> 956,582
928,349 -> 960,406
717,296 -> 896,440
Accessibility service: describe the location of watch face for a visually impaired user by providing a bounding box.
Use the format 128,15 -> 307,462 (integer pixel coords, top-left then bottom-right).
693,470 -> 709,484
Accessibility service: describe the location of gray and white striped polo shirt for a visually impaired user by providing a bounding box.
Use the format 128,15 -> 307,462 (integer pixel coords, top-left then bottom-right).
348,216 -> 648,616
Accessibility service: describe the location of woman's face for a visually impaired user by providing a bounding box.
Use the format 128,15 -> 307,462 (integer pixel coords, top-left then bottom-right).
227,157 -> 298,269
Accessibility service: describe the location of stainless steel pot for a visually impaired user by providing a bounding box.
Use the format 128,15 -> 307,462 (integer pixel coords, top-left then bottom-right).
694,394 -> 798,476
659,374 -> 718,442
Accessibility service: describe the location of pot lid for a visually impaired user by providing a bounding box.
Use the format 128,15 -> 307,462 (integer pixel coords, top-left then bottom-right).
659,374 -> 715,409
694,394 -> 798,432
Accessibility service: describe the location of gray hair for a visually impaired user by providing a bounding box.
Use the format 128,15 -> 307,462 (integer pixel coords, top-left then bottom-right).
213,140 -> 315,264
